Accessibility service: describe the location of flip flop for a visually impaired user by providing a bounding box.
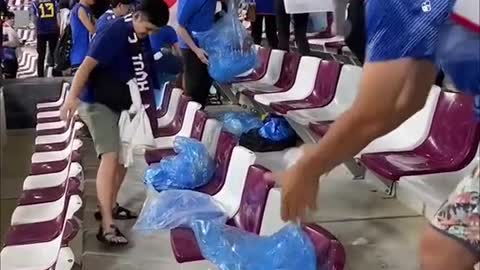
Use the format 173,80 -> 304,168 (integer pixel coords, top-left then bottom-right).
96,225 -> 129,246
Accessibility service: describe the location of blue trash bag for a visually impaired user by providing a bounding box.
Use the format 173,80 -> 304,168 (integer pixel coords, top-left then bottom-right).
191,221 -> 317,270
259,115 -> 296,141
435,21 -> 480,117
134,189 -> 227,233
219,112 -> 263,137
144,137 -> 216,191
307,12 -> 328,33
199,0 -> 257,83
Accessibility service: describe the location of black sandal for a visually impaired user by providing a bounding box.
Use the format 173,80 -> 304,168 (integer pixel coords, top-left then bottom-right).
96,225 -> 129,246
94,203 -> 138,220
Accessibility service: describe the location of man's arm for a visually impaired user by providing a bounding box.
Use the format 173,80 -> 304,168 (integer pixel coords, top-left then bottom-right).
176,26 -> 198,52
78,7 -> 95,34
296,59 -> 437,179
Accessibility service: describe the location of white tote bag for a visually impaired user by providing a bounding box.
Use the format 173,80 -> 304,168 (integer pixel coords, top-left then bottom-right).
119,80 -> 156,167
284,0 -> 334,14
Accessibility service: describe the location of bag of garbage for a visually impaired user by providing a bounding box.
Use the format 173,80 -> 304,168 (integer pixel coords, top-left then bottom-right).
219,112 -> 263,137
144,137 -> 216,191
200,0 -> 257,83
134,189 -> 227,232
191,221 -> 317,270
259,115 -> 296,142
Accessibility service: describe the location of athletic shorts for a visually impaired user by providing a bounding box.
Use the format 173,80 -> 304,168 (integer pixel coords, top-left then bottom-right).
431,165 -> 480,256
78,102 -> 120,157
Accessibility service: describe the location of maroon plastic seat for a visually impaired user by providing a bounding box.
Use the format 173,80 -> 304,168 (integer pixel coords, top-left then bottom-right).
17,177 -> 81,206
37,104 -> 62,113
303,224 -> 346,270
309,121 -> 333,137
35,140 -> 70,152
156,85 -> 174,118
170,164 -> 275,263
35,118 -> 75,136
270,61 -> 342,114
324,41 -> 347,54
29,151 -> 81,175
361,91 -> 480,183
152,95 -> 192,138
37,116 -> 62,124
232,47 -> 272,83
242,52 -> 302,98
144,111 -> 208,165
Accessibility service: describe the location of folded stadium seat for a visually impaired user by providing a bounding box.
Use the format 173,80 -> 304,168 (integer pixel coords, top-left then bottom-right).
36,82 -> 70,113
360,91 -> 480,186
234,49 -> 284,89
286,65 -> 363,125
152,99 -> 203,149
269,61 -> 342,114
157,87 -> 185,127
18,177 -> 81,206
145,111 -> 220,165
170,164 -> 275,264
36,117 -> 84,136
309,86 -> 442,155
23,162 -> 83,190
254,57 -> 322,106
232,46 -> 272,83
260,188 -> 346,270
0,195 -> 82,270
324,41 -> 347,54
35,121 -> 83,147
240,51 -> 301,97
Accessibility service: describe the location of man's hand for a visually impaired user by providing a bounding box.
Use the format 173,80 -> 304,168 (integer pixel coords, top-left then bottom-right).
194,48 -> 209,65
60,97 -> 79,121
266,162 -> 320,222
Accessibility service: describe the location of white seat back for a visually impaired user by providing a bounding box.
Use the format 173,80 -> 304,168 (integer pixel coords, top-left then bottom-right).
257,49 -> 286,85
157,88 -> 183,127
36,82 -> 70,109
259,188 -> 287,236
360,86 -> 441,155
201,119 -> 223,158
153,101 -> 202,149
331,65 -> 363,110
213,146 -> 256,218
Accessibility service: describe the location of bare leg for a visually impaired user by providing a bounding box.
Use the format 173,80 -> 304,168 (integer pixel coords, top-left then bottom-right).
96,152 -> 118,231
112,163 -> 127,205
420,225 -> 478,270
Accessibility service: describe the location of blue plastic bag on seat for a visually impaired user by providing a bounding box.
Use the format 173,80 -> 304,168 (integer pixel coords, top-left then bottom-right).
144,137 -> 216,191
200,1 -> 257,83
259,115 -> 296,141
134,189 -> 227,232
191,221 -> 317,270
219,112 -> 263,137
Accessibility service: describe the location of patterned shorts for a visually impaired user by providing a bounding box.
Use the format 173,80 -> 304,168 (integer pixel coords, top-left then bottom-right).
431,166 -> 480,256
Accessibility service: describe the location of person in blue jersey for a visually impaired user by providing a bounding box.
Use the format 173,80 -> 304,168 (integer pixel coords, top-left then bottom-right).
269,1 -> 480,269
150,25 -> 182,78
59,0 -> 169,246
2,12 -> 23,79
32,0 -> 60,77
96,0 -> 134,32
70,0 -> 95,74
176,0 -> 217,107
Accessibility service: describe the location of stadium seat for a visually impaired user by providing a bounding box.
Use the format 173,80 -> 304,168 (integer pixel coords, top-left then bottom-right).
269,60 -> 342,114
240,52 -> 301,97
234,49 -> 284,88
35,121 -> 83,146
157,87 -> 185,127
286,65 -> 363,125
361,91 -> 480,184
170,164 -> 274,263
18,177 -> 81,206
36,82 -> 70,112
232,46 -> 272,83
23,162 -> 83,190
254,57 -> 322,106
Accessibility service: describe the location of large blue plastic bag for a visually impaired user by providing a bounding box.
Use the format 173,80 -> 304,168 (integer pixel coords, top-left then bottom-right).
219,112 -> 263,137
200,1 -> 257,83
191,221 -> 317,270
134,189 -> 227,233
144,137 -> 216,191
259,115 -> 296,141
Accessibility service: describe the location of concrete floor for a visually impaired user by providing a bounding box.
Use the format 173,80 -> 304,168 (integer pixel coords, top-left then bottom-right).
1,131 -> 427,270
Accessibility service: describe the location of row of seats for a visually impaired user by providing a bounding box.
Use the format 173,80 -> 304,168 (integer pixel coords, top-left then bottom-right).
1,82 -> 84,270
231,46 -> 480,204
141,83 -> 346,269
1,80 -> 347,269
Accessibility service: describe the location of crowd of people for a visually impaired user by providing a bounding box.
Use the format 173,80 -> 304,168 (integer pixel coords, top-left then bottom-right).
0,0 -> 478,269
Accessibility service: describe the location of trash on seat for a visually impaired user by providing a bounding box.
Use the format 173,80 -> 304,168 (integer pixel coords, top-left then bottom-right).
240,115 -> 297,152
217,112 -> 263,137
191,220 -> 317,270
144,137 -> 215,191
134,189 -> 226,232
